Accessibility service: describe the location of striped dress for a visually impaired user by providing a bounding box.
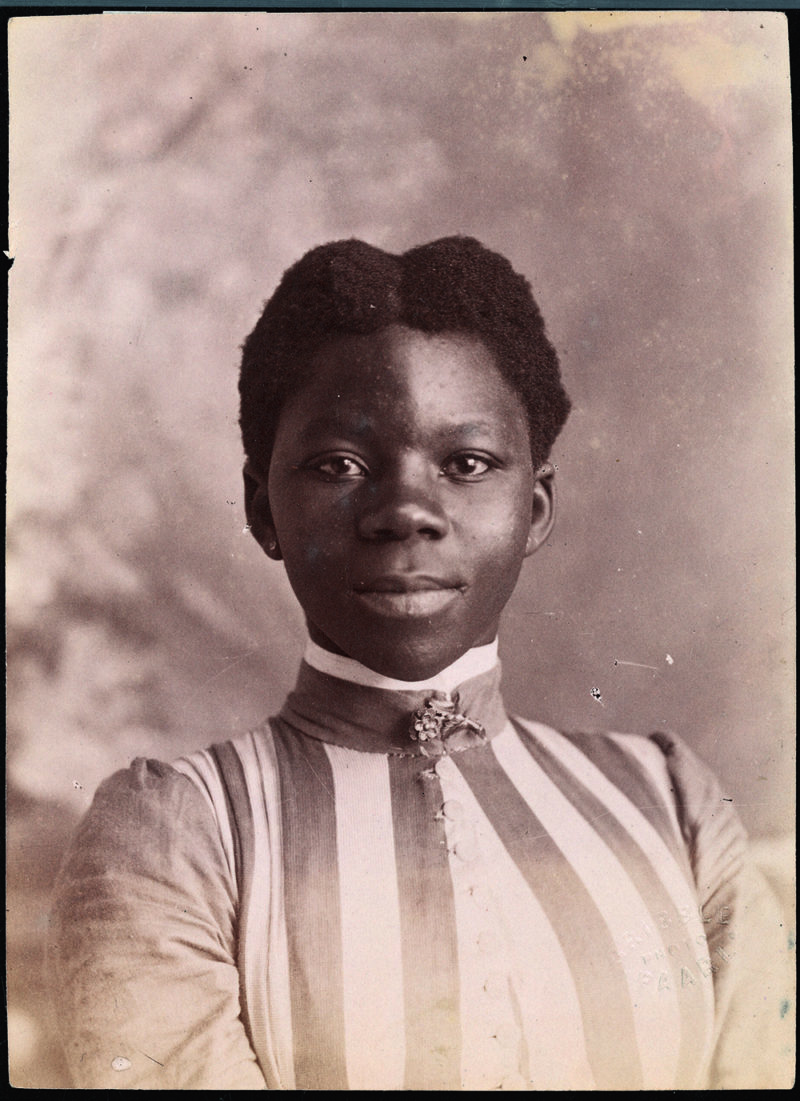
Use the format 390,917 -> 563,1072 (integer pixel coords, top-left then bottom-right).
49,643 -> 789,1090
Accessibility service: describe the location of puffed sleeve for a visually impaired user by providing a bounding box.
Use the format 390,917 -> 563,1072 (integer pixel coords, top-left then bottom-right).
48,757 -> 267,1089
650,732 -> 795,1090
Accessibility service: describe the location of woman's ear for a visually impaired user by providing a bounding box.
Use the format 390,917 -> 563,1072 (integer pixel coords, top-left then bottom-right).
524,461 -> 556,557
243,462 -> 282,560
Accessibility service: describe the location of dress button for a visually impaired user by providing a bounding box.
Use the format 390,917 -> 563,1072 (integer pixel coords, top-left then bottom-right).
482,971 -> 508,999
452,835 -> 479,863
477,928 -> 499,954
441,799 -> 464,820
469,884 -> 491,910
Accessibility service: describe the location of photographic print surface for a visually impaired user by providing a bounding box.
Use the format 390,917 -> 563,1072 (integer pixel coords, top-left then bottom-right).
7,10 -> 794,1088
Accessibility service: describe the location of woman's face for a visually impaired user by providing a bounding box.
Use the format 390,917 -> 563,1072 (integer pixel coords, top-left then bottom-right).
252,324 -> 554,681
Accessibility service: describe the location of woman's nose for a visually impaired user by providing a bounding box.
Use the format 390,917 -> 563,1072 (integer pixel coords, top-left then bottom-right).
357,470 -> 449,542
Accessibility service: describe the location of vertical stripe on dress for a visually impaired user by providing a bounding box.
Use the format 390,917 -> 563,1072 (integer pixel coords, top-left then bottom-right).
271,725 -> 348,1089
454,740 -> 644,1090
323,745 -> 406,1090
512,721 -> 714,1088
434,752 -> 597,1090
520,721 -> 716,1028
388,756 -> 462,1090
207,743 -> 248,898
200,741 -> 291,1086
565,729 -> 694,884
244,728 -> 295,1090
491,728 -> 700,1089
174,743 -> 289,1086
171,751 -> 238,886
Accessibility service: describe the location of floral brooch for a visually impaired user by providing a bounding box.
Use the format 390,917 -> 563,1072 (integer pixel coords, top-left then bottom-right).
410,691 -> 487,757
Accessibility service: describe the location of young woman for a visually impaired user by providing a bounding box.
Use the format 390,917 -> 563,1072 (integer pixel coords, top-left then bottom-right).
50,237 -> 789,1090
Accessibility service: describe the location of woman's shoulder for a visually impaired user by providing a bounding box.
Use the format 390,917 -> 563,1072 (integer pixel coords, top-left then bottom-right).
64,723 -> 280,865
50,755 -> 263,1089
515,719 -> 737,816
512,716 -> 693,793
55,753 -> 234,895
72,754 -> 219,846
171,721 -> 279,804
93,753 -> 199,796
510,718 -> 748,880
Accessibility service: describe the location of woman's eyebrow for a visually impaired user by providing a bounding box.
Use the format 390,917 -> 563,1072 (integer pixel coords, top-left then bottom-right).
440,420 -> 502,437
295,412 -> 378,440
294,413 -> 509,445
425,419 -> 510,447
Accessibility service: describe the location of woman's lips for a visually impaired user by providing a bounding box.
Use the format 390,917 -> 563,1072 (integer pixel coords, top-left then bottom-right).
352,576 -> 463,618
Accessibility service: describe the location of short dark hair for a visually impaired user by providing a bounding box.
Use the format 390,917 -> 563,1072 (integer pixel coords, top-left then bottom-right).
239,236 -> 571,473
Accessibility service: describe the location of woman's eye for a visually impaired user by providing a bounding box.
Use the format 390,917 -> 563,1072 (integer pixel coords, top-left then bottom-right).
442,454 -> 493,479
311,455 -> 367,480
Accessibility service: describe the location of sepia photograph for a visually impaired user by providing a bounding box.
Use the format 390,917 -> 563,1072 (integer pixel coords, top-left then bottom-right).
7,9 -> 795,1089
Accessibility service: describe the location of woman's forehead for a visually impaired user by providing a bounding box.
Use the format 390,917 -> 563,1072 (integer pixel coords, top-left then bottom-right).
285,325 -> 527,426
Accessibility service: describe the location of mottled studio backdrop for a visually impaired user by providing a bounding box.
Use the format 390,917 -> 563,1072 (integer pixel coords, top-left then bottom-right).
7,10 -> 794,1086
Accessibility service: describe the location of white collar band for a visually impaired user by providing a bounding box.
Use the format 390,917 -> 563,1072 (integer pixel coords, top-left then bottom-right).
303,637 -> 499,694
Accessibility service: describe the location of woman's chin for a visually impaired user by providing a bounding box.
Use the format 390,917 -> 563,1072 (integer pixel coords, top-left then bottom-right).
306,612 -> 499,683
344,638 -> 474,683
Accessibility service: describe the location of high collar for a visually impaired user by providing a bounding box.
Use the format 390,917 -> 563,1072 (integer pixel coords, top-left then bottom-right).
278,642 -> 508,757
302,636 -> 500,693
